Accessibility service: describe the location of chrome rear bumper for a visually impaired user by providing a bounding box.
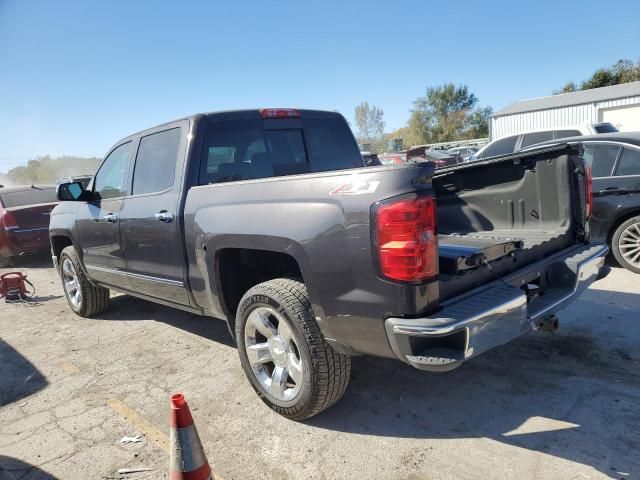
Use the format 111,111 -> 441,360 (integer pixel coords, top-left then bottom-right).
385,243 -> 609,372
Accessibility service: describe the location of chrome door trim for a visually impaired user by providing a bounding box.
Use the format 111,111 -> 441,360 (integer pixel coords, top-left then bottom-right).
85,264 -> 184,287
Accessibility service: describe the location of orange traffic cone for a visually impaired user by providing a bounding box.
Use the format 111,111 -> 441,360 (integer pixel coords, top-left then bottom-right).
169,393 -> 212,480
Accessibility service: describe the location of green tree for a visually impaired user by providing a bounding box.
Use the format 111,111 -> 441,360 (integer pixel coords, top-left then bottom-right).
553,81 -> 578,95
555,58 -> 640,94
407,83 -> 490,144
354,102 -> 385,145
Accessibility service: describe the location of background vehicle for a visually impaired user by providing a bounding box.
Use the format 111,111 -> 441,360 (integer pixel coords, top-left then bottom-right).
361,151 -> 382,167
407,146 -> 461,167
50,109 -> 607,420
0,185 -> 58,267
472,123 -> 619,160
447,146 -> 479,161
378,153 -> 406,165
526,132 -> 640,273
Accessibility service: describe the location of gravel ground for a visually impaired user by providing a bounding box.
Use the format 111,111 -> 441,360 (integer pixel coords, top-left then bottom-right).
0,259 -> 638,480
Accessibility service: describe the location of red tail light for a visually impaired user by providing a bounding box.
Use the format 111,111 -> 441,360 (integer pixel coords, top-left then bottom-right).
374,195 -> 437,282
0,210 -> 18,230
584,160 -> 593,220
260,108 -> 300,119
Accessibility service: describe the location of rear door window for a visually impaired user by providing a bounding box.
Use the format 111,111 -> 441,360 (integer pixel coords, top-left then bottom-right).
615,147 -> 640,177
132,128 -> 181,195
480,135 -> 519,158
554,130 -> 581,139
582,144 -> 620,178
521,131 -> 554,148
200,116 -> 363,184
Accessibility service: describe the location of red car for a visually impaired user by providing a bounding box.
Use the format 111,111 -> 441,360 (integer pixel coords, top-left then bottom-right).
378,153 -> 406,165
0,185 -> 58,267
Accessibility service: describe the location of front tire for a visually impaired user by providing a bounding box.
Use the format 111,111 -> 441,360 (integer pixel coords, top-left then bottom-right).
611,215 -> 640,274
59,246 -> 110,317
235,278 -> 351,420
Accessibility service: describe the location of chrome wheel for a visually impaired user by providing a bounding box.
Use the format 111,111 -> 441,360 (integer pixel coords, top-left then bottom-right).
243,306 -> 304,402
618,222 -> 640,269
62,257 -> 82,309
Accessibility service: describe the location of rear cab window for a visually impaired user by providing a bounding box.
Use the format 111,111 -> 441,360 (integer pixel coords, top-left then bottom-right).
199,112 -> 364,184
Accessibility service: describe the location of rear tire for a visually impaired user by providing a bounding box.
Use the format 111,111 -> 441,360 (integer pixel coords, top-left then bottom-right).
235,278 -> 351,420
0,256 -> 11,269
611,215 -> 640,274
59,246 -> 110,317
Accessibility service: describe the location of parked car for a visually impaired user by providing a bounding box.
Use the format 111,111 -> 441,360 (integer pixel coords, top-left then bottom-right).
378,153 -> 406,165
472,123 -> 619,160
407,146 -> 461,167
361,151 -> 382,167
50,108 -> 607,420
0,185 -> 58,267
447,146 -> 479,161
524,132 -> 640,273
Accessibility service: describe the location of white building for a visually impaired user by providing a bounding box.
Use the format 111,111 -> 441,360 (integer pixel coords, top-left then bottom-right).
491,81 -> 640,140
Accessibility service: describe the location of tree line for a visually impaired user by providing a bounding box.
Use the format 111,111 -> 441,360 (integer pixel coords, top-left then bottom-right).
3,155 -> 102,185
356,57 -> 639,153
554,58 -> 640,94
354,83 -> 493,153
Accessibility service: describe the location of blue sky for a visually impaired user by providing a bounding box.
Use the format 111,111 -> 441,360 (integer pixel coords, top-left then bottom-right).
1,0 -> 639,172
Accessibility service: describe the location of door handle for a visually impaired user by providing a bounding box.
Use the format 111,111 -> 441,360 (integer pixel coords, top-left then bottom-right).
103,213 -> 118,223
154,211 -> 174,223
597,187 -> 628,195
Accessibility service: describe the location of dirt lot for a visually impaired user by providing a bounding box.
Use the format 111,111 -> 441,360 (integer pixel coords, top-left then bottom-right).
0,259 -> 639,480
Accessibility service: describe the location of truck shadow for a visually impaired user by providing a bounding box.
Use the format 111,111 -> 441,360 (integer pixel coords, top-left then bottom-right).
0,456 -> 58,479
0,339 -> 48,407
309,288 -> 640,478
94,295 -> 235,348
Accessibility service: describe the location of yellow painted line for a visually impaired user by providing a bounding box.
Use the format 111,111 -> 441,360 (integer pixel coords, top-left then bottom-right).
107,398 -> 170,453
61,361 -> 80,374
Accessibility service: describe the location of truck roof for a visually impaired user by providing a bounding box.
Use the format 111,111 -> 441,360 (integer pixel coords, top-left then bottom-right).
124,109 -> 343,139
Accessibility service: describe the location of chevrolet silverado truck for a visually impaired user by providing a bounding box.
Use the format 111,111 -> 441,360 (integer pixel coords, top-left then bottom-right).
50,108 -> 609,420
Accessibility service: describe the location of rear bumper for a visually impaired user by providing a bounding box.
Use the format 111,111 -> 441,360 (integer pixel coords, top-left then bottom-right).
385,243 -> 609,372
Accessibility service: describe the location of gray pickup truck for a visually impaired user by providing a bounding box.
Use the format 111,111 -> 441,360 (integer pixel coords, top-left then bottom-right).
50,108 -> 609,420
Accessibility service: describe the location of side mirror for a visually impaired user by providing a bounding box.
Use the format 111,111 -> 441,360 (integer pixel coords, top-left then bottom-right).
57,182 -> 89,201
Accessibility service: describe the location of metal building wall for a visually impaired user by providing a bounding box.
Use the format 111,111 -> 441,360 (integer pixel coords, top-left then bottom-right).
490,95 -> 640,139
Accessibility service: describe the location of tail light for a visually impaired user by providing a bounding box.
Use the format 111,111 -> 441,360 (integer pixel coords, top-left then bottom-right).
584,160 -> 593,220
0,210 -> 18,230
260,108 -> 300,119
373,194 -> 437,283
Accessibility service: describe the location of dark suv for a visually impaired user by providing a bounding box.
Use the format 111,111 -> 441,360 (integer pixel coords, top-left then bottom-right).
530,132 -> 640,273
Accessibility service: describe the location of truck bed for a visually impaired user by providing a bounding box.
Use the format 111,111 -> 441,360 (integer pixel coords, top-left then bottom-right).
433,145 -> 584,301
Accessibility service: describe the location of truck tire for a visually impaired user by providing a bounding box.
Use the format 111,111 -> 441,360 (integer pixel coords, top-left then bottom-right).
611,215 -> 640,274
59,246 -> 110,317
235,278 -> 351,420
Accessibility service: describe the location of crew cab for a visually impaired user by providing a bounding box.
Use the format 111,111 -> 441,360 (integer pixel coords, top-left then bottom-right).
50,109 -> 609,419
